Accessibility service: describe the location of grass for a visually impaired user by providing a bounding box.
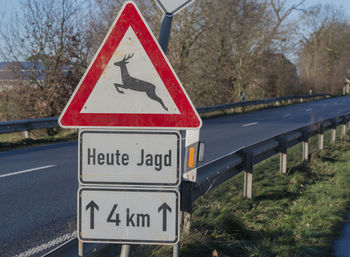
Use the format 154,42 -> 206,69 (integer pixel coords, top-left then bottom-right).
122,129 -> 350,257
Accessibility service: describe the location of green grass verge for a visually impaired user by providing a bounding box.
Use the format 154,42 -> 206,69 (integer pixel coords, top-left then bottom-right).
125,130 -> 350,257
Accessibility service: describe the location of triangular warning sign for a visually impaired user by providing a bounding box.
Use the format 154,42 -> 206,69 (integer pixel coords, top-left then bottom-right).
59,1 -> 202,129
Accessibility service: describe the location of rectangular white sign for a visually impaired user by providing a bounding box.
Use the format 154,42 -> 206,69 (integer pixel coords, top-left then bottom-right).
79,130 -> 180,186
78,187 -> 179,244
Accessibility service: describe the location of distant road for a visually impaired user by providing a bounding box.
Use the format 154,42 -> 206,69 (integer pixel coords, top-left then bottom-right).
1,96 -> 350,256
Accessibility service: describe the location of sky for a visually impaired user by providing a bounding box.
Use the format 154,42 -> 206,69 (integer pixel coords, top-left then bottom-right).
1,0 -> 350,59
2,0 -> 350,17
2,0 -> 350,24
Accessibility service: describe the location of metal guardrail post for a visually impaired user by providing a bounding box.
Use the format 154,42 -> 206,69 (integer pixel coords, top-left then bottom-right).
318,122 -> 324,150
277,137 -> 288,175
330,121 -> 337,143
301,129 -> 309,161
242,151 -> 253,199
341,124 -> 346,137
331,129 -> 336,142
318,133 -> 324,150
302,141 -> 309,160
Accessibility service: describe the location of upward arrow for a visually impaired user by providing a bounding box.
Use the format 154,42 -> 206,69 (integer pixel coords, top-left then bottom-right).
86,200 -> 99,230
158,202 -> 172,232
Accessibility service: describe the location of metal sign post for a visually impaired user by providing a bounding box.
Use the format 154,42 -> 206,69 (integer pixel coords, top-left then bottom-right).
159,13 -> 173,53
157,0 -> 195,54
155,2 -> 200,257
58,2 -> 201,257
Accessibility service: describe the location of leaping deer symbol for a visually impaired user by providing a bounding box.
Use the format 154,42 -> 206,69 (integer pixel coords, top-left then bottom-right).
113,53 -> 168,111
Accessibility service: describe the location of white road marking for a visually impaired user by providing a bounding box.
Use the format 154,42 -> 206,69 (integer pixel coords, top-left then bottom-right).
15,231 -> 76,257
306,108 -> 312,112
0,165 -> 56,179
242,122 -> 258,127
282,114 -> 291,117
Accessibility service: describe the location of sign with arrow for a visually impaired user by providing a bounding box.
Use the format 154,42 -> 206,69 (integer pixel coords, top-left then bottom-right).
78,187 -> 179,244
86,200 -> 99,229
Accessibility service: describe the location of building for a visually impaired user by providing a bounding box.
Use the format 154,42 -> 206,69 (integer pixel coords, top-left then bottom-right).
0,62 -> 45,90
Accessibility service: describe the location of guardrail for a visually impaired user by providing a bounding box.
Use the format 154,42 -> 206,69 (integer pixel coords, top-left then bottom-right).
0,94 -> 331,136
1,93 -> 343,257
0,117 -> 58,136
196,93 -> 331,114
190,115 -> 349,202
51,113 -> 350,257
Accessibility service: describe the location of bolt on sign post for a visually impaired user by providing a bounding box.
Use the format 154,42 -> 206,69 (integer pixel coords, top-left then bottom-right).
58,1 -> 201,256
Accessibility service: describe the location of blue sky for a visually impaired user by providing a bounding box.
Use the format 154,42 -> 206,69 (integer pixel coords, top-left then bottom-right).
2,0 -> 350,22
317,0 -> 350,11
1,0 -> 350,60
2,0 -> 21,18
3,0 -> 350,14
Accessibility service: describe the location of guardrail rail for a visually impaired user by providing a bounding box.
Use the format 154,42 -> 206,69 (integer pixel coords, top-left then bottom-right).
0,94 -> 330,137
2,93 -> 347,257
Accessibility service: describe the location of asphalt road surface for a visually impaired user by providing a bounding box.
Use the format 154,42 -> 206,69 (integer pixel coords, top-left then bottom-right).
1,96 -> 350,257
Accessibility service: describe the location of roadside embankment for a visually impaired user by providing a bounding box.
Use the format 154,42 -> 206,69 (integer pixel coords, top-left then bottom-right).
126,129 -> 350,257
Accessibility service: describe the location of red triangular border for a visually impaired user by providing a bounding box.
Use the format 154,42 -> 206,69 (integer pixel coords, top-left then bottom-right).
59,1 -> 201,129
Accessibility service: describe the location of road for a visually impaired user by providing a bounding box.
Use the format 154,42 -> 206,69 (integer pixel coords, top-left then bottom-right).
1,96 -> 350,256
200,96 -> 350,164
334,211 -> 350,257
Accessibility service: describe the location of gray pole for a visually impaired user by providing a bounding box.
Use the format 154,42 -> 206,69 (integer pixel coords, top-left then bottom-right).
120,245 -> 131,257
173,242 -> 179,257
158,10 -> 177,257
158,13 -> 173,53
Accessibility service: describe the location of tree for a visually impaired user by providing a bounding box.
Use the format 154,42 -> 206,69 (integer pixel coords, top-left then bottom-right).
0,0 -> 92,126
172,0 -> 304,104
297,4 -> 350,95
88,0 -> 302,106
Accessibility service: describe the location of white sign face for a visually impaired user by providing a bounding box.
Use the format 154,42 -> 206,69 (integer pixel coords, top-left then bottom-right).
79,130 -> 180,186
58,1 -> 202,129
155,0 -> 195,14
81,26 -> 179,115
78,187 -> 179,244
